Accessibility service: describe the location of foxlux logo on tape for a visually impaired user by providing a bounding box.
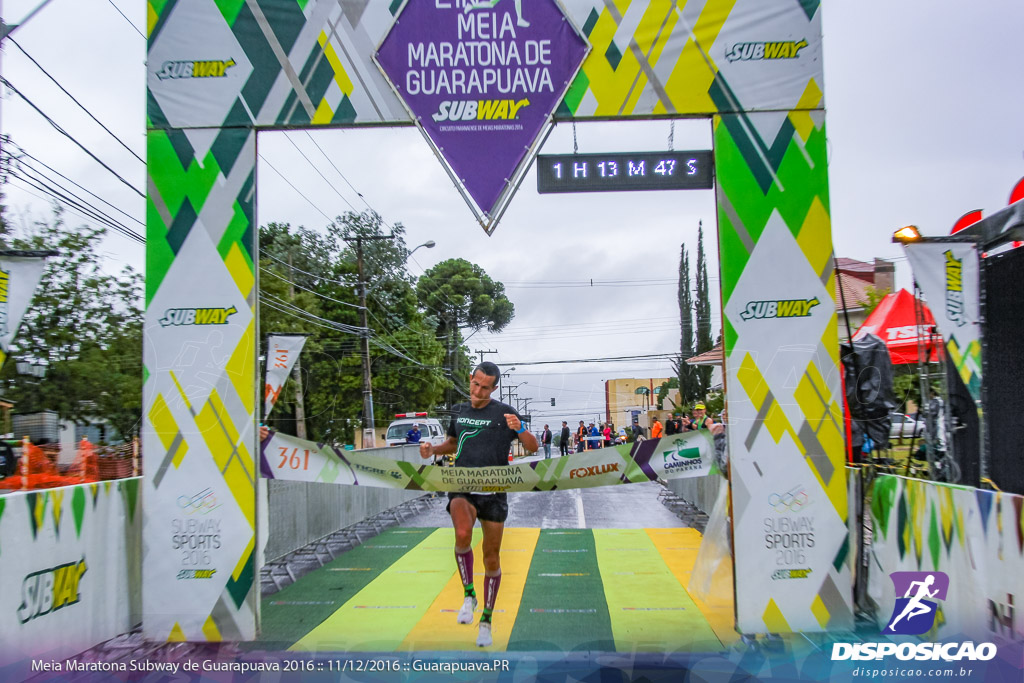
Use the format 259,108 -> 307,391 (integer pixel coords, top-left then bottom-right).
831,571 -> 997,662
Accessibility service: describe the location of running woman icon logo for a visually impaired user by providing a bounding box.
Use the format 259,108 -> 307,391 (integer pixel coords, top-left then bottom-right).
884,571 -> 950,635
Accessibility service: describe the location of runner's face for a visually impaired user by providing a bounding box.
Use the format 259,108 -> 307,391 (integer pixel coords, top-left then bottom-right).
469,370 -> 498,408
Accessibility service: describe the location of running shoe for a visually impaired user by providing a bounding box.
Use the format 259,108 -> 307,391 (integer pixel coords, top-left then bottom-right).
457,596 -> 477,624
476,621 -> 493,647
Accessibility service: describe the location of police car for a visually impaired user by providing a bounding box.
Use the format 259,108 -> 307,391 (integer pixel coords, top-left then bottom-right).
383,413 -> 446,448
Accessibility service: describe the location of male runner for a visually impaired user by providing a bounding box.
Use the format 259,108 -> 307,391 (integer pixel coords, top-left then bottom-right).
419,362 -> 538,647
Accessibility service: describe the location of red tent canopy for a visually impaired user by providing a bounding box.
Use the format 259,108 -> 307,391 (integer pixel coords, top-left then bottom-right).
854,289 -> 941,364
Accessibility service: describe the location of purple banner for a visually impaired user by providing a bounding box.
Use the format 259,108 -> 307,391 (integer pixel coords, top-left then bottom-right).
376,0 -> 588,222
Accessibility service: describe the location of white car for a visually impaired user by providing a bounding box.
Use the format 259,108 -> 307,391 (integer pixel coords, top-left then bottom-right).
889,413 -> 924,440
383,413 -> 447,448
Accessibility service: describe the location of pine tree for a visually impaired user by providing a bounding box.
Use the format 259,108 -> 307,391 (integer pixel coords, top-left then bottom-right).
695,222 -> 714,394
678,243 -> 700,403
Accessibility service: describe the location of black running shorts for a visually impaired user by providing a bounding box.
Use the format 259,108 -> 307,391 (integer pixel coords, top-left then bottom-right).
446,492 -> 509,523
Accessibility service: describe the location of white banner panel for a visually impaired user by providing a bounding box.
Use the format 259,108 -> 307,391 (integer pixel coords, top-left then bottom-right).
263,334 -> 306,418
0,255 -> 48,365
0,480 -> 141,673
869,476 -> 1023,648
904,242 -> 982,401
260,430 -> 715,491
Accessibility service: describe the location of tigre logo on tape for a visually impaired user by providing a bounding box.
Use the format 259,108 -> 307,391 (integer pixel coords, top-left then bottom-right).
740,298 -> 819,321
726,40 -> 808,62
156,58 -> 236,80
159,306 -> 237,327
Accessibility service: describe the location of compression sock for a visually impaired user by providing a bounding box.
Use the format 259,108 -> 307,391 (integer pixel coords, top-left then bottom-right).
483,570 -> 501,618
455,546 -> 475,596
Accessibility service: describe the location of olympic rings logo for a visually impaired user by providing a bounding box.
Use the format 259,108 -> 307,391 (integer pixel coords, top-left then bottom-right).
768,487 -> 809,512
177,488 -> 222,515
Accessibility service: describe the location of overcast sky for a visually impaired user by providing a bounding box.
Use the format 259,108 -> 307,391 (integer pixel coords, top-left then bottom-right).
2,0 -> 1022,427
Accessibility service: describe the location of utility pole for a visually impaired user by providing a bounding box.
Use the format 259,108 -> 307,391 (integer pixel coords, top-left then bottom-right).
344,233 -> 395,448
287,253 -> 307,439
475,349 -> 497,364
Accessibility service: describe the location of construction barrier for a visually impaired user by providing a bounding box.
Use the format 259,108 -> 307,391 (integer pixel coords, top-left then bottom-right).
0,478 -> 142,673
0,438 -> 138,492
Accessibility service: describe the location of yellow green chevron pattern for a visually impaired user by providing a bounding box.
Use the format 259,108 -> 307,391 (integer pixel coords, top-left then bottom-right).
715,103 -> 850,633
144,0 -> 827,641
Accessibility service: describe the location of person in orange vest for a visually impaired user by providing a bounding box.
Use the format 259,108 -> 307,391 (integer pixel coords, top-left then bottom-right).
651,417 -> 664,439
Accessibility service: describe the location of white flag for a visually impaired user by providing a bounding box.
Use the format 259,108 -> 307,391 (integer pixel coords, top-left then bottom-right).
904,242 -> 981,400
264,334 -> 307,417
0,255 -> 49,367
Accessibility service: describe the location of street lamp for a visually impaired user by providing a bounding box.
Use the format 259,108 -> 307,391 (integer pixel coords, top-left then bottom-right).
408,240 -> 436,259
892,225 -> 922,243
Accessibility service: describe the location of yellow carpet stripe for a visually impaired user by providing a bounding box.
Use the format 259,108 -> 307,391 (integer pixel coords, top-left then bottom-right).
646,528 -> 738,647
595,529 -> 724,652
290,528 -> 469,652
398,527 -> 540,652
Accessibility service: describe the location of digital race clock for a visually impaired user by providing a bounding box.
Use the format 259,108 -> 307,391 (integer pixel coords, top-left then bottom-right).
536,150 -> 714,194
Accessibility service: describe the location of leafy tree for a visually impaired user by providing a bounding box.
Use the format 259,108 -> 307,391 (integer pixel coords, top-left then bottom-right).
677,243 -> 701,403
656,377 -> 679,411
258,214 -> 447,444
862,285 -> 891,319
415,258 -> 514,410
694,222 -> 714,394
2,208 -> 142,438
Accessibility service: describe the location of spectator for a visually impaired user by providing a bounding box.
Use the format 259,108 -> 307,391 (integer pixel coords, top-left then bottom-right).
541,424 -> 553,459
589,422 -> 601,449
651,417 -> 664,439
406,424 -> 422,444
559,421 -> 570,456
690,403 -> 714,431
576,421 -> 588,452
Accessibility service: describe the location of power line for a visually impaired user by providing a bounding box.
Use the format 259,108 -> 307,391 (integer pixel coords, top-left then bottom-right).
105,0 -> 146,40
501,352 -> 678,367
4,156 -> 145,244
258,154 -> 334,223
283,132 -> 358,214
7,140 -> 144,227
259,266 -> 362,309
8,37 -> 144,164
0,76 -> 144,198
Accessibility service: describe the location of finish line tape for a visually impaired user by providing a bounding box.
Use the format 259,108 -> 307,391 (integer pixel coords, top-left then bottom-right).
260,430 -> 715,493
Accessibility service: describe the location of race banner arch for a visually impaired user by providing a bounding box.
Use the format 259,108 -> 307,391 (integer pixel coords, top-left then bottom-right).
144,0 -> 847,641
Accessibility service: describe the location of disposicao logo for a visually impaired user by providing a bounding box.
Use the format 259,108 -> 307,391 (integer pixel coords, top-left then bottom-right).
944,250 -> 967,326
726,39 -> 808,62
885,571 -> 949,635
156,58 -> 236,80
739,298 -> 819,321
831,570 -> 998,662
